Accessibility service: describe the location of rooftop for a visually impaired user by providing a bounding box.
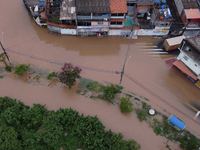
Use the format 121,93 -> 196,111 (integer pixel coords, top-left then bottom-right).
75,0 -> 110,13
154,5 -> 173,20
182,0 -> 199,9
110,0 -> 127,13
185,9 -> 200,19
60,0 -> 76,20
137,0 -> 154,4
186,36 -> 200,53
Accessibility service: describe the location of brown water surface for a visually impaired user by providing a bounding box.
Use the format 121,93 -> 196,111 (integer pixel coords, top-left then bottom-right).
0,0 -> 200,149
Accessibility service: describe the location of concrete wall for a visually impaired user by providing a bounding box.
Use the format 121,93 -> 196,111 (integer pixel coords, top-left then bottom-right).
60,28 -> 77,35
109,30 -> 122,35
91,22 -> 109,26
177,52 -> 200,77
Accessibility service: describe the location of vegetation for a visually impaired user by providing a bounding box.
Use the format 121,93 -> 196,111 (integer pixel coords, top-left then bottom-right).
46,71 -> 58,80
5,65 -> 12,71
136,102 -> 151,121
0,96 -> 141,150
86,81 -> 123,103
58,62 -> 82,89
52,17 -> 60,24
33,75 -> 40,81
14,64 -> 30,76
0,76 -> 3,78
0,53 -> 8,67
120,96 -> 133,113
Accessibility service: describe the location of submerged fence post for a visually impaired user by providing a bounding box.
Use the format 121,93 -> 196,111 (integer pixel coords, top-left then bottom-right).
0,42 -> 11,65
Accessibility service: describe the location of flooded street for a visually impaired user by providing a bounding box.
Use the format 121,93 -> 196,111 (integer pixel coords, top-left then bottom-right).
0,0 -> 200,149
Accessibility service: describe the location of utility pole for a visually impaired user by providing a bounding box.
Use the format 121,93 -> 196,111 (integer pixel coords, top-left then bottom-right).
0,42 -> 11,65
119,27 -> 134,87
2,32 -> 3,45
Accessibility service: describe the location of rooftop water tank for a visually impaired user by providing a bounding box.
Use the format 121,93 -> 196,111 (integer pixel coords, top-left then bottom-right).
155,0 -> 160,4
39,2 -> 44,7
161,0 -> 166,4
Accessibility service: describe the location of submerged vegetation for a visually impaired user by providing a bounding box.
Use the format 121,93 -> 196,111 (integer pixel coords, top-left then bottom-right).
0,96 -> 141,150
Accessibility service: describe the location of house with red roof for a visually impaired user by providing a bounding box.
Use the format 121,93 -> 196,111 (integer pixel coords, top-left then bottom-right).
109,0 -> 134,36
174,0 -> 200,37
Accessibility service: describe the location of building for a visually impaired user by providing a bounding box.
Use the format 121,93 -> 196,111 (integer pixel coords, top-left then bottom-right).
174,0 -> 200,37
46,0 -> 77,35
75,0 -> 110,37
109,0 -> 134,36
173,36 -> 200,88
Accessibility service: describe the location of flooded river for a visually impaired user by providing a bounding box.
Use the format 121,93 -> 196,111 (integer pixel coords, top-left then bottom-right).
0,0 -> 200,149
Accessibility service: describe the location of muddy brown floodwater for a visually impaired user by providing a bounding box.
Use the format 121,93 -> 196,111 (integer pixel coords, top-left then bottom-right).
0,0 -> 200,150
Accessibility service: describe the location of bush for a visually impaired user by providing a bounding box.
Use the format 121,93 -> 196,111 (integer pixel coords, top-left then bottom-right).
136,109 -> 147,121
86,81 -> 103,93
5,66 -> 12,71
120,96 -> 133,113
14,64 -> 30,76
47,71 -> 58,80
102,84 -> 123,100
58,62 -> 82,89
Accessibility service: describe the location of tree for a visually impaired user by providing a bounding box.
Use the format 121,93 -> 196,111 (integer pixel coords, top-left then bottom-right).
0,124 -> 22,150
58,62 -> 82,89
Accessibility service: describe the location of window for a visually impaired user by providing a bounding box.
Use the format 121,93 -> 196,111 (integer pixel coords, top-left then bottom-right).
110,22 -> 123,25
111,13 -> 124,16
98,22 -> 103,25
185,47 -> 191,52
77,22 -> 91,26
127,3 -> 135,6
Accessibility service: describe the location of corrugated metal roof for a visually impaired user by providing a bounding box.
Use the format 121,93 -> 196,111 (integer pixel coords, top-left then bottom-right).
185,9 -> 200,19
137,0 -> 154,4
60,0 -> 76,20
181,0 -> 199,9
75,0 -> 110,13
186,36 -> 200,53
110,0 -> 127,13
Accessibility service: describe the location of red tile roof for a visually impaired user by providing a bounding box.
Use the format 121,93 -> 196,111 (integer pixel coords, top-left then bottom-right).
110,0 -> 127,13
185,9 -> 200,19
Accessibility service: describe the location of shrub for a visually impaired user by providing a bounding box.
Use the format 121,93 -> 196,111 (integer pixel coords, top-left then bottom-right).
47,71 -> 58,80
14,64 -> 30,76
153,118 -> 158,123
58,62 -> 82,89
52,17 -> 60,24
136,109 -> 147,121
102,84 -> 123,100
86,81 -> 103,93
120,96 -> 133,113
33,75 -> 40,81
5,66 -> 12,71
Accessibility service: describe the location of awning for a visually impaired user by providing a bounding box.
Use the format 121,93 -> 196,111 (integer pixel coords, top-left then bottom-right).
173,60 -> 198,80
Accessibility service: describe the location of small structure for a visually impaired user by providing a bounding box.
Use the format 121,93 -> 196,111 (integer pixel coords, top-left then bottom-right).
163,36 -> 185,51
168,115 -> 186,131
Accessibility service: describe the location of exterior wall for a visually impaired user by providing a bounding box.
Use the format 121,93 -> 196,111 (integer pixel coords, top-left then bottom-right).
181,10 -> 188,27
190,19 -> 200,23
61,28 -> 77,35
174,0 -> 184,16
136,4 -> 152,13
91,22 -> 109,26
109,30 -> 121,35
177,51 -> 200,76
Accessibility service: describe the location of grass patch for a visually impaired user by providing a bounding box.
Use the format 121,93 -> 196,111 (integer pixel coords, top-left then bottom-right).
0,76 -> 3,78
